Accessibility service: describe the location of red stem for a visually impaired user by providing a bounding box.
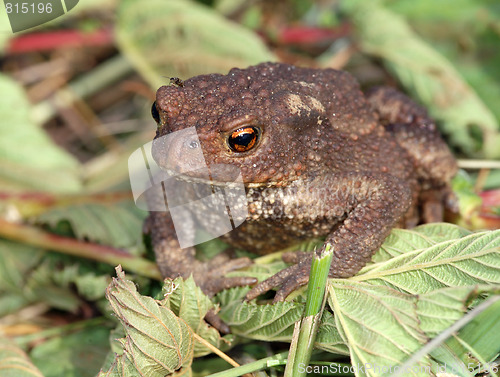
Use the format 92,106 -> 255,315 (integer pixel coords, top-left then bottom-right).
7,28 -> 113,53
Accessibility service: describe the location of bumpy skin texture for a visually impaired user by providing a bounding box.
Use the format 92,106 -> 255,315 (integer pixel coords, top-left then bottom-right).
147,62 -> 457,304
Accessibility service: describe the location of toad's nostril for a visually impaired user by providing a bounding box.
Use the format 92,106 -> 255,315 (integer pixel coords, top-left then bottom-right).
188,140 -> 200,149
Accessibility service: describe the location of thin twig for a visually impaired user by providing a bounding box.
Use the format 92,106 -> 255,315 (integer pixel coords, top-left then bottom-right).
457,159 -> 500,170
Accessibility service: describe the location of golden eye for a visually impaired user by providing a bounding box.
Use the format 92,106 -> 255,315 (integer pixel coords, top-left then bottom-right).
228,127 -> 260,152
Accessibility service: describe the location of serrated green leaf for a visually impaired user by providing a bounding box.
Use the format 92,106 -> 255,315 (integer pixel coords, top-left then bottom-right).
115,0 -> 276,89
217,287 -> 304,341
416,286 -> 473,337
0,74 -> 82,192
411,223 -> 474,242
401,288 -> 500,377
215,285 -> 248,304
371,223 -> 473,263
328,281 -> 431,377
357,228 -> 500,294
163,277 -> 231,357
97,353 -> 141,377
35,202 -> 146,251
100,266 -> 194,377
371,228 -> 438,263
0,335 -> 44,377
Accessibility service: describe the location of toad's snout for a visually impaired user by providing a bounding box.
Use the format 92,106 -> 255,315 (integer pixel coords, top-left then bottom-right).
151,129 -> 207,175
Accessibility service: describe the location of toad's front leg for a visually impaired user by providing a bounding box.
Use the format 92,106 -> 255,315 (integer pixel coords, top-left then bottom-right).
245,173 -> 412,302
147,210 -> 257,297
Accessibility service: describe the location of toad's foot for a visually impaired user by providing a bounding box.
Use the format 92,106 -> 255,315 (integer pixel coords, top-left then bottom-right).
244,251 -> 314,302
244,248 -> 371,302
192,253 -> 257,297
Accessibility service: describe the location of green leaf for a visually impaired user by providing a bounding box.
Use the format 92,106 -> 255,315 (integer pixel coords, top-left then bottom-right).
163,277 -> 231,357
98,355 -> 144,377
328,281 -> 431,377
397,287 -> 500,376
35,201 -> 147,251
0,239 -> 113,315
340,1 -> 500,158
219,225 -> 500,353
217,286 -> 338,348
217,287 -> 304,341
386,0 -> 500,130
0,240 -> 44,294
115,0 -> 276,89
72,272 -> 111,301
0,240 -> 82,315
357,227 -> 500,294
429,345 -> 473,377
314,310 -> 349,355
445,294 -> 500,367
0,293 -> 31,317
318,282 -> 499,375
415,284 -> 500,362
226,260 -> 290,283
0,74 -> 82,192
99,266 -> 194,377
371,223 -> 473,263
0,335 -> 45,377
44,262 -> 110,302
30,326 -> 110,377
416,286 -> 474,338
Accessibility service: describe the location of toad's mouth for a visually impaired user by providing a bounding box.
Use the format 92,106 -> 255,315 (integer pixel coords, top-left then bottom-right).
156,165 -> 282,189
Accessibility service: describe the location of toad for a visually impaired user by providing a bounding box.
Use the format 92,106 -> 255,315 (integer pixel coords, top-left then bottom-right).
146,62 -> 457,307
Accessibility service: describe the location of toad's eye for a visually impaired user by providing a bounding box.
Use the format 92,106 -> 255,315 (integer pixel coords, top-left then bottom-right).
228,126 -> 260,153
151,101 -> 160,124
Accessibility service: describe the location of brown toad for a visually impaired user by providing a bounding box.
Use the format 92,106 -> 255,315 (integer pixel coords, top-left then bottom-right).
146,62 -> 457,308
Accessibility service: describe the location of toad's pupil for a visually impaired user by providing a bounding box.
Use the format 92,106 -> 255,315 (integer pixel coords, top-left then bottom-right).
151,101 -> 160,124
229,127 -> 259,152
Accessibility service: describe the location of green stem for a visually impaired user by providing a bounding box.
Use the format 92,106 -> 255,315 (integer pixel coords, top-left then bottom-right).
206,352 -> 289,377
285,243 -> 333,377
0,219 -> 161,280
